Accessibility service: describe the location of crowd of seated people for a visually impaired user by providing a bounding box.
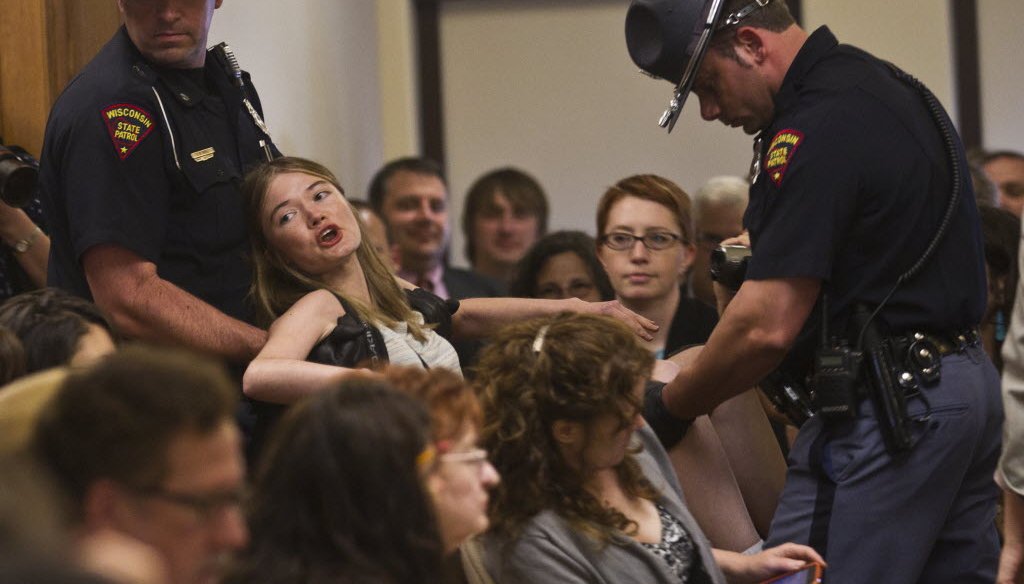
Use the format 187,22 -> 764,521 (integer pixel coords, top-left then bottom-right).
3,0 -> 1013,579
11,149 -> 1024,584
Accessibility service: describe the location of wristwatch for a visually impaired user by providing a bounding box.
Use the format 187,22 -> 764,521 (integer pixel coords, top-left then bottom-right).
13,226 -> 43,254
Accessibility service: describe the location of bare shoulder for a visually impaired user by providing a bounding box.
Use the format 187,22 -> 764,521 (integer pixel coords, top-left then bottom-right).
261,290 -> 346,355
275,289 -> 345,326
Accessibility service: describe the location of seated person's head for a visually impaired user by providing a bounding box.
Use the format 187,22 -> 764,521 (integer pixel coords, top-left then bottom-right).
239,377 -> 443,584
475,313 -> 655,540
979,205 -> 1021,367
348,199 -> 396,272
461,168 -> 549,281
242,157 -> 398,324
509,230 -> 614,302
691,176 -> 749,306
0,325 -> 26,385
968,150 -> 998,208
0,288 -> 115,373
596,175 -> 696,306
31,346 -> 245,584
367,157 -> 451,273
382,366 -> 500,553
981,150 -> 1024,217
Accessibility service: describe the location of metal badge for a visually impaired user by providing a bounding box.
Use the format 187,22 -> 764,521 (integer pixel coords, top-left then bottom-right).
749,134 -> 765,184
190,147 -> 215,163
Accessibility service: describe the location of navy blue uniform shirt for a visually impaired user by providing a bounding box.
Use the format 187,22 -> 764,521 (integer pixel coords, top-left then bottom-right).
743,27 -> 986,372
39,27 -> 277,323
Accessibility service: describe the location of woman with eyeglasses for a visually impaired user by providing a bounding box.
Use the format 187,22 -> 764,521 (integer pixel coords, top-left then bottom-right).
596,174 -> 786,552
474,314 -> 822,583
596,174 -> 715,360
381,366 -> 500,559
228,377 -> 444,584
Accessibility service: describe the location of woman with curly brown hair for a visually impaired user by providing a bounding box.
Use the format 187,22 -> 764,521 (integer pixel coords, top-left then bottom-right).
474,313 -> 821,583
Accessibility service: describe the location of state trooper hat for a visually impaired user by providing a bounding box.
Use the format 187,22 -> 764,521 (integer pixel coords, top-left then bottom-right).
625,0 -> 771,132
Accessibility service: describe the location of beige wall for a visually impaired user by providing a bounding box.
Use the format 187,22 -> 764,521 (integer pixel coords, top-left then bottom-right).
208,0 -> 1020,268
978,0 -> 1024,151
210,1 -> 385,199
802,0 -> 955,118
437,0 -> 1020,268
440,0 -> 751,267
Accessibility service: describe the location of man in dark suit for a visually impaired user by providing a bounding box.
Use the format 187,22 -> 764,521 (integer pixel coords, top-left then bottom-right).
368,157 -> 503,301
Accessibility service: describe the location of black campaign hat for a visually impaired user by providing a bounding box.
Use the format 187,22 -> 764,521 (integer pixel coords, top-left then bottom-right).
626,0 -> 770,132
625,0 -> 712,85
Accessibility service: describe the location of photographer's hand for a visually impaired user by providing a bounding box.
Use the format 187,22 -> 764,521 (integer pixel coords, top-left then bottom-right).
721,231 -> 750,248
713,231 -> 750,315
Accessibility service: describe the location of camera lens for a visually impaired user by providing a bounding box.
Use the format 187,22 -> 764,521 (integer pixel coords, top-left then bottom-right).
0,147 -> 39,208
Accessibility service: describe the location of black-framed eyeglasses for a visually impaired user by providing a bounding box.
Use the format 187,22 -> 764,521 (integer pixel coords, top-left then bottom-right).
131,485 -> 248,521
600,231 -> 684,251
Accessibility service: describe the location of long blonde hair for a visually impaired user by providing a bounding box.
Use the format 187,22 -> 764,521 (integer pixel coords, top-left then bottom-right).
242,157 -> 428,340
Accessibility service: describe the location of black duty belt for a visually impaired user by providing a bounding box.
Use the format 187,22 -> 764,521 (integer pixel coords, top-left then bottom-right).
891,327 -> 980,363
760,327 -> 980,427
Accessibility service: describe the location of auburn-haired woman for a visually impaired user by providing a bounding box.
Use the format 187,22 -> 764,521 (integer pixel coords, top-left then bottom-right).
231,378 -> 443,584
596,174 -> 785,550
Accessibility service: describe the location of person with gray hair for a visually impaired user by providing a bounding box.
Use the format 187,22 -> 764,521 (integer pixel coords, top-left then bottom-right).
983,150 -> 1024,217
689,176 -> 749,307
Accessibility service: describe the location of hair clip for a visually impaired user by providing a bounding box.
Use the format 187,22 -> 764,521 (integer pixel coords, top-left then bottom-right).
532,324 -> 551,355
416,443 -> 437,472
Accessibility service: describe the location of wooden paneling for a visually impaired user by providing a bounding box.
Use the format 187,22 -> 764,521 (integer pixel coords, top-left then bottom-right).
0,0 -> 119,157
0,0 -> 50,156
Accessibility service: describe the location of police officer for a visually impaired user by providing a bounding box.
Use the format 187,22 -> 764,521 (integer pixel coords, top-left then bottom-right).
39,0 -> 276,364
626,0 -> 1001,582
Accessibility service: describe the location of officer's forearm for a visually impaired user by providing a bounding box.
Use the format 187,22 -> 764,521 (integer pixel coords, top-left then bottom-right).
84,246 -> 267,362
663,277 -> 819,418
104,276 -> 266,363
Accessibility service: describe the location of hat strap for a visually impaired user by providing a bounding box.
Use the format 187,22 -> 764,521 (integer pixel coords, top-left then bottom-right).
721,0 -> 771,28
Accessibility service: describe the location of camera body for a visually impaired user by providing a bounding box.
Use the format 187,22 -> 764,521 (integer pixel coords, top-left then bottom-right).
709,244 -> 751,291
0,144 -> 40,208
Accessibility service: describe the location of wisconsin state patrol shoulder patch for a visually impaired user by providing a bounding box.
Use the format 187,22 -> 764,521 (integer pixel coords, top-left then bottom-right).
764,129 -> 804,186
101,104 -> 156,160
